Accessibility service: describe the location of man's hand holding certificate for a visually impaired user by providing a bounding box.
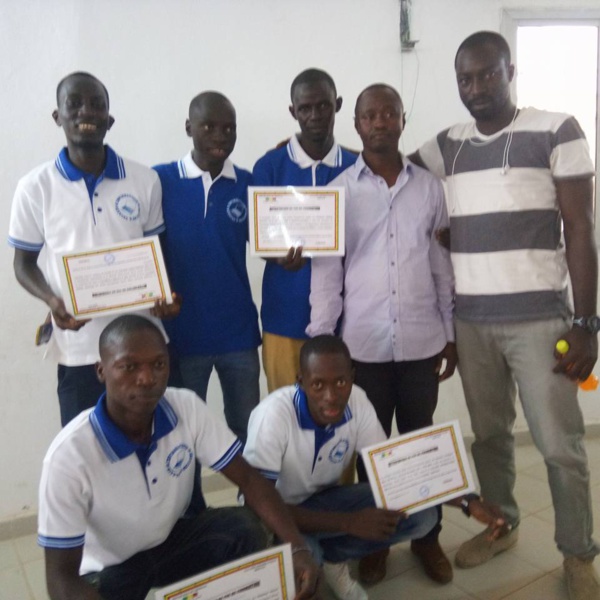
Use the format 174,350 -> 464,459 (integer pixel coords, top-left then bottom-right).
361,421 -> 507,540
247,187 -> 344,257
57,236 -> 174,320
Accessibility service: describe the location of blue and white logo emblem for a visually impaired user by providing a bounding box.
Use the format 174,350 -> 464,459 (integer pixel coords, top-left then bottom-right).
166,444 -> 193,477
115,194 -> 141,221
329,439 -> 350,463
227,198 -> 247,223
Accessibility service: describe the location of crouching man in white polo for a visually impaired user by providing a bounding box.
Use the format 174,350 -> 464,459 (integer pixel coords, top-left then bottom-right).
244,335 -> 506,600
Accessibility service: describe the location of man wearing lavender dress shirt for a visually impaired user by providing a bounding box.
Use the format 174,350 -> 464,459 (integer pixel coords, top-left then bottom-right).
307,84 -> 457,585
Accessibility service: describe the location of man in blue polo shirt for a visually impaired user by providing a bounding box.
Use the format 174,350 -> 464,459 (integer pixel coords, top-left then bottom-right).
154,91 -> 260,443
8,72 -> 175,426
253,68 -> 357,394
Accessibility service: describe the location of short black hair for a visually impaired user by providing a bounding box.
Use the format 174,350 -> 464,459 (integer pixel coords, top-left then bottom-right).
99,315 -> 164,358
299,335 -> 352,372
56,71 -> 110,107
455,31 -> 511,68
290,68 -> 337,102
354,83 -> 403,116
188,90 -> 235,118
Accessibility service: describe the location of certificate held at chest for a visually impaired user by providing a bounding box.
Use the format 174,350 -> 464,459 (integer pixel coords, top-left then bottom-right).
248,186 -> 345,257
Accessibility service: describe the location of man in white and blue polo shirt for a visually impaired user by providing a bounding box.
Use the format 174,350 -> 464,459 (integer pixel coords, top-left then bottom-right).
8,72 -> 174,426
244,335 -> 505,600
153,91 -> 261,443
38,315 -> 318,600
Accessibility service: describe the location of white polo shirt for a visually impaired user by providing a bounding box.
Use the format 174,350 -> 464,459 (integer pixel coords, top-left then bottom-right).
8,146 -> 166,365
38,387 -> 241,574
243,384 -> 385,505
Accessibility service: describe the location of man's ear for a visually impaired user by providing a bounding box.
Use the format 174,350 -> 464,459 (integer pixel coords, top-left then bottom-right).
96,361 -> 106,384
52,109 -> 60,127
107,115 -> 115,130
335,97 -> 343,113
402,111 -> 407,129
185,118 -> 192,137
296,372 -> 303,387
289,105 -> 297,121
508,63 -> 515,83
350,366 -> 356,384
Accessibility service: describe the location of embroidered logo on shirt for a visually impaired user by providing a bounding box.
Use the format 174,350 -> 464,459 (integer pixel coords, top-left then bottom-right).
226,198 -> 247,223
166,444 -> 193,477
329,439 -> 350,463
115,194 -> 141,221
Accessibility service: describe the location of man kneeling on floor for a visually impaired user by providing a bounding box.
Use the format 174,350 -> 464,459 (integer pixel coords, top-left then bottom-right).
244,335 -> 507,600
37,315 -> 319,600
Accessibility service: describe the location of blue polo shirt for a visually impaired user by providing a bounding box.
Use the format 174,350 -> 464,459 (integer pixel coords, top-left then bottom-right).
253,137 -> 357,339
154,155 -> 260,356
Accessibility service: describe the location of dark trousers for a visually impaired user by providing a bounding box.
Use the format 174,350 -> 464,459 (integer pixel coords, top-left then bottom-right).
57,364 -> 105,426
354,356 -> 442,541
83,508 -> 267,600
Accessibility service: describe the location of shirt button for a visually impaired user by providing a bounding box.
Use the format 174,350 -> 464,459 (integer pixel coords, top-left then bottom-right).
391,262 -> 395,266
392,290 -> 396,295
147,460 -> 151,466
390,234 -> 394,238
97,207 -> 102,212
152,478 -> 158,484
94,193 -> 99,197
318,457 -> 322,462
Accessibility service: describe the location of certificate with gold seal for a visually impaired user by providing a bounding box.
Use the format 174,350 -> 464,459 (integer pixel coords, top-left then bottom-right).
248,186 -> 345,257
155,544 -> 295,600
57,235 -> 172,320
361,421 -> 476,515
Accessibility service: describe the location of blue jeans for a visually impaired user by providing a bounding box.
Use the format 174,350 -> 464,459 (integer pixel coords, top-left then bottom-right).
298,483 -> 437,564
57,364 -> 105,426
82,507 -> 267,600
178,349 -> 260,443
456,317 -> 600,559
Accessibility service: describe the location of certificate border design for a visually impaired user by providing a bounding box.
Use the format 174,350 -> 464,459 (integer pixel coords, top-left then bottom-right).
161,551 -> 289,600
62,240 -> 167,316
365,424 -> 471,513
250,188 -> 340,253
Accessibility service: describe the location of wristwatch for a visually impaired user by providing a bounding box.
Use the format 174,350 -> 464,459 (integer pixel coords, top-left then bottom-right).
573,315 -> 600,335
460,493 -> 481,517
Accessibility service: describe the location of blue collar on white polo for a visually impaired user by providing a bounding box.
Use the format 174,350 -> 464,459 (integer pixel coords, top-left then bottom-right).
293,384 -> 352,471
55,145 -> 126,182
89,393 -> 178,463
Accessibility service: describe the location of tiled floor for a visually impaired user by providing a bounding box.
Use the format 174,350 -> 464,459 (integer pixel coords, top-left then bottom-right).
4,440 -> 600,600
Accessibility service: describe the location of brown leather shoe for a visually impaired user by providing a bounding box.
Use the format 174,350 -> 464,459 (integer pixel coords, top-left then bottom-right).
358,547 -> 389,584
411,539 -> 453,584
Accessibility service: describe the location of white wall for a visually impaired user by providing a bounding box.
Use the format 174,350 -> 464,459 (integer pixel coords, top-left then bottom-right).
2,0 -> 600,521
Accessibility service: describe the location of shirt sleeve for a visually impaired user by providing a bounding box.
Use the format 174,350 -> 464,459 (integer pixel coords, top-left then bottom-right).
551,116 -> 595,179
306,255 -> 345,337
143,171 -> 165,237
243,398 -> 288,482
428,177 -> 455,343
8,176 -> 45,251
418,130 -> 450,181
38,459 -> 89,550
183,392 -> 242,471
252,155 -> 275,186
353,389 -> 387,451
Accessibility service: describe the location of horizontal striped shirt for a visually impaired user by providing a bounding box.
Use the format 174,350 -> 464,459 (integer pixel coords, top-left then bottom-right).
418,107 -> 594,322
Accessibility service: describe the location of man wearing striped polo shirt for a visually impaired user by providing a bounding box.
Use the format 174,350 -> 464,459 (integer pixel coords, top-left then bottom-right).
412,31 -> 599,600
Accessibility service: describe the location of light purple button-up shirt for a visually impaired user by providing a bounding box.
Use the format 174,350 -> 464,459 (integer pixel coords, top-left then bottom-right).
307,154 -> 455,362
